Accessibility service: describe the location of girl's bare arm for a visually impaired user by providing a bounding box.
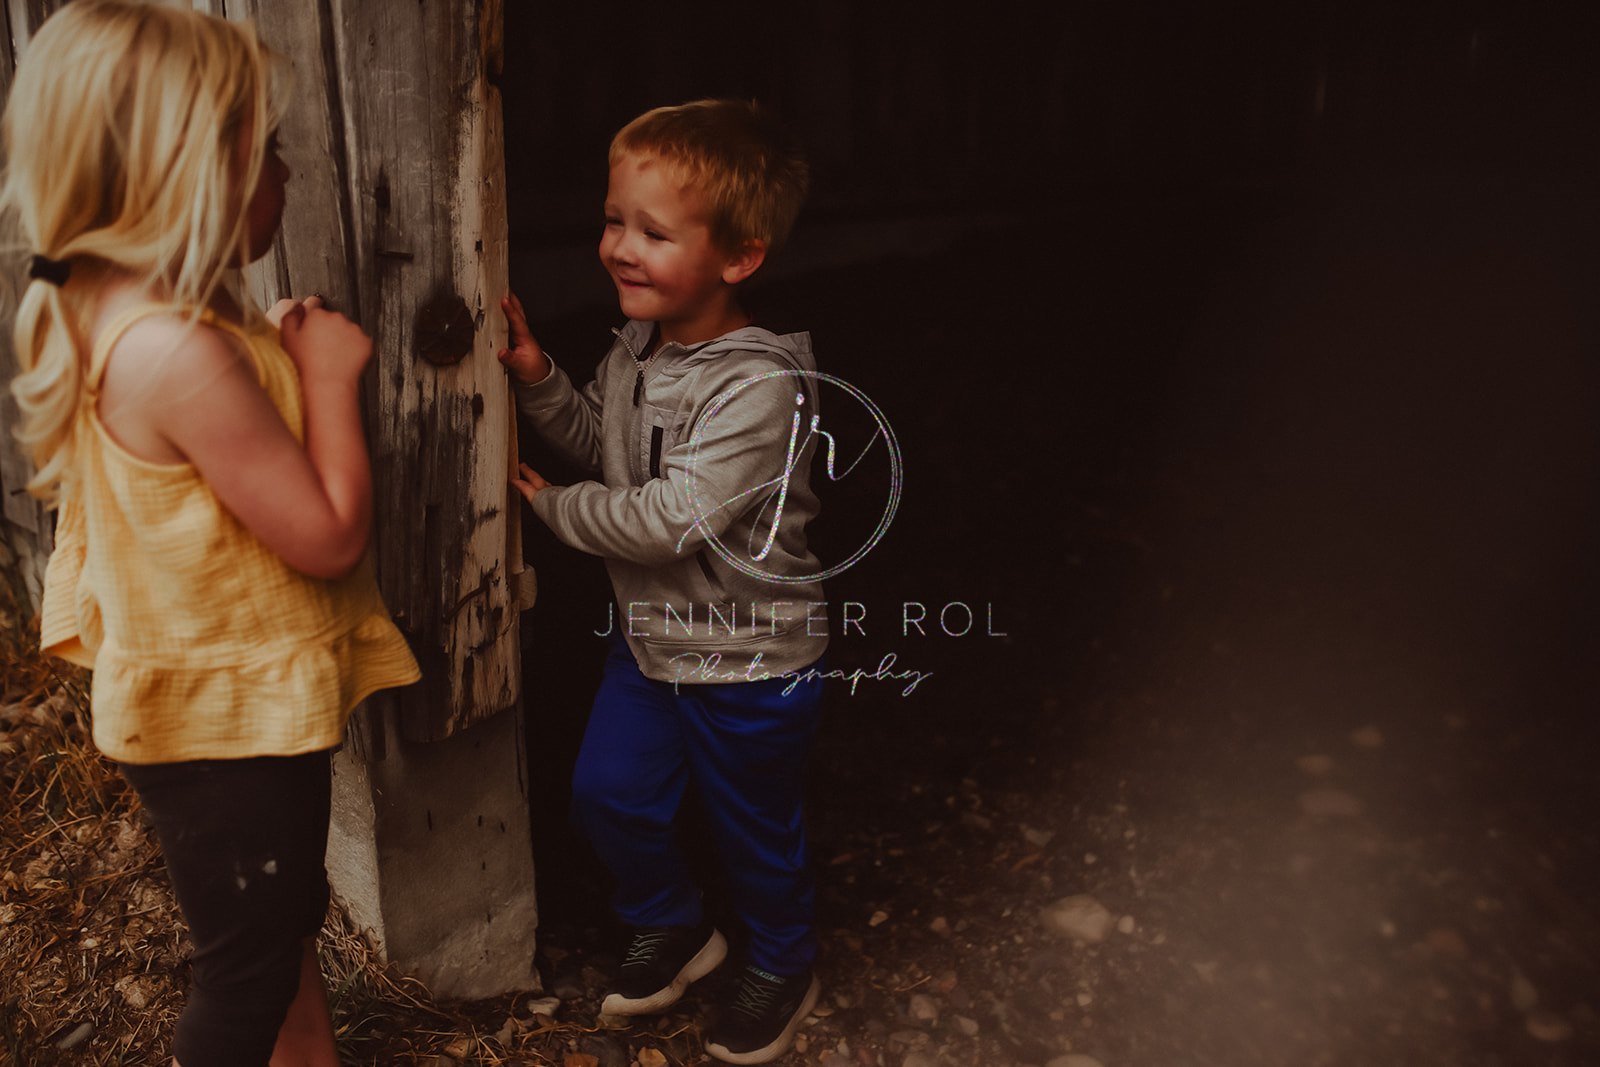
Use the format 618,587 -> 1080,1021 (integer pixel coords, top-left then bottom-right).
104,305 -> 373,579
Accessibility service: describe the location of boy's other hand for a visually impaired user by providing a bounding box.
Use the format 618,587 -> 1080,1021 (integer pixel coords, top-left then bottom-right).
498,292 -> 551,385
511,461 -> 552,503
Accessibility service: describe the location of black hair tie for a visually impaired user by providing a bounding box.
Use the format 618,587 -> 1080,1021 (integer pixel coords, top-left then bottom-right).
28,254 -> 71,286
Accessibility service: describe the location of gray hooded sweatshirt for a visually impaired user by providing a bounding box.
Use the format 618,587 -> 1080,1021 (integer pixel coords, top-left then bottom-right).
515,318 -> 829,685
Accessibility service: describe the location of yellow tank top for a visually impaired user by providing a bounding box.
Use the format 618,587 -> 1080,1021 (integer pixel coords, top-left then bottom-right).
39,303 -> 421,763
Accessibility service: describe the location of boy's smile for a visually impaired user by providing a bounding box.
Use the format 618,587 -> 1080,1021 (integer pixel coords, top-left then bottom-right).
600,152 -> 760,349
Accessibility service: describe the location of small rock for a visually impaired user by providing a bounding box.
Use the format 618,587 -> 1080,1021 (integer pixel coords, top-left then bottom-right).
1299,787 -> 1363,817
443,1036 -> 473,1059
1076,992 -> 1093,1007
114,975 -> 151,1010
54,1022 -> 93,1051
1040,894 -> 1114,943
525,995 -> 561,1018
1295,754 -> 1335,776
902,1053 -> 941,1067
494,1018 -> 516,1045
551,975 -> 585,999
1022,825 -> 1055,847
1349,725 -> 1384,748
1116,915 -> 1136,935
833,992 -> 853,1009
820,1055 -> 853,1067
1526,1010 -> 1573,1043
1377,919 -> 1396,938
891,1029 -> 930,1047
953,1014 -> 980,1036
1083,852 -> 1097,865
869,909 -> 890,927
794,1034 -> 809,1054
960,811 -> 993,830
637,1049 -> 668,1067
1509,967 -> 1538,1012
1191,961 -> 1219,984
909,993 -> 939,1023
929,916 -> 952,937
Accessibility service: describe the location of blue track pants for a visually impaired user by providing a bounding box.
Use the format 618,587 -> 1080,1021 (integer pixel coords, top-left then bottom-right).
572,635 -> 824,975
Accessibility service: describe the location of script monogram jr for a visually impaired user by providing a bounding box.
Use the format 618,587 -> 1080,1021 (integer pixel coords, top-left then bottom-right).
677,368 -> 902,581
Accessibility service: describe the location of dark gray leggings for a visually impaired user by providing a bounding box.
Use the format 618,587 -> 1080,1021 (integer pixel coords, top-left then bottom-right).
120,749 -> 332,1067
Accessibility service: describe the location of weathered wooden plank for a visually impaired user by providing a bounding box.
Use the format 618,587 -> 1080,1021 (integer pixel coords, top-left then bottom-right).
223,0 -> 360,315
225,0 -> 522,739
3,0 -> 56,53
323,0 -> 518,740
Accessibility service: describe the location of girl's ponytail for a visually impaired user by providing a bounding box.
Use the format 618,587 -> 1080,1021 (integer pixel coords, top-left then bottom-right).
9,273 -> 83,499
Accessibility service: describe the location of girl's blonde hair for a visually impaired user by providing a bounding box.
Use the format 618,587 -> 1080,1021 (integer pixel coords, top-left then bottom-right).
1,0 -> 288,499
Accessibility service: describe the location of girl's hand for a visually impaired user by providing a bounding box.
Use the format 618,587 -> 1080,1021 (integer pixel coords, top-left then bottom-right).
498,292 -> 551,385
265,296 -> 310,329
511,461 -> 551,503
278,296 -> 373,385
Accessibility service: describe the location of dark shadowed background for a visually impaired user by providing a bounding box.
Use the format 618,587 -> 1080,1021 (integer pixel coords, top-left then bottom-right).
499,4 -> 1600,1062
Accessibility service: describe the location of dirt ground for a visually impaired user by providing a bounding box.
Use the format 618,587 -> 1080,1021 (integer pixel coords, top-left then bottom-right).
6,148 -> 1600,1065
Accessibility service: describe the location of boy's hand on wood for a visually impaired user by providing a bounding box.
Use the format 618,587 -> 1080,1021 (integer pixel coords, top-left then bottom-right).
511,461 -> 551,503
277,296 -> 373,386
498,291 -> 551,385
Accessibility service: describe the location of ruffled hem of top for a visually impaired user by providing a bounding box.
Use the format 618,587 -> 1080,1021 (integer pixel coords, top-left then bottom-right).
91,611 -> 421,765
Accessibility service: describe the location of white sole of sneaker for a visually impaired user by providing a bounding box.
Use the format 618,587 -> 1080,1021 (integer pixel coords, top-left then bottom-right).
600,928 -> 728,1016
704,974 -> 821,1065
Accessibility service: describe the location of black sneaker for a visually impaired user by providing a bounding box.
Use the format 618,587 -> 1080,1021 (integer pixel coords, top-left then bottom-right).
705,964 -> 820,1064
599,922 -> 727,1015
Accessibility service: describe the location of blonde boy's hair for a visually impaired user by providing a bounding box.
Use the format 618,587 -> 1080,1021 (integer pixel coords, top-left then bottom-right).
0,0 -> 288,498
610,99 -> 809,256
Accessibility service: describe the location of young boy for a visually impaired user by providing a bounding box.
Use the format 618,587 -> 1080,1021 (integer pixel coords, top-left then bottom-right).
500,99 -> 825,1065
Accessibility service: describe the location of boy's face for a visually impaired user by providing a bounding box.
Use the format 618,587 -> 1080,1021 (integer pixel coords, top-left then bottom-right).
600,152 -> 748,346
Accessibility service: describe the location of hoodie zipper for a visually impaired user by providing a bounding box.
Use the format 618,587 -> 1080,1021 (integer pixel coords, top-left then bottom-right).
615,326 -> 660,406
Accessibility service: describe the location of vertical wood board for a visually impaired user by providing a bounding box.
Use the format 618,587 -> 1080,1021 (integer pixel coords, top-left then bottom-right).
324,0 -> 517,739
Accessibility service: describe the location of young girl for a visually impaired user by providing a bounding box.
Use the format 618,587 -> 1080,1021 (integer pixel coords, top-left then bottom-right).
2,3 -> 420,1064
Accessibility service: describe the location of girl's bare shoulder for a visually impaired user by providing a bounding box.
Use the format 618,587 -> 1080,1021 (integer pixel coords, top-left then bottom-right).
91,283 -> 257,462
94,286 -> 249,387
